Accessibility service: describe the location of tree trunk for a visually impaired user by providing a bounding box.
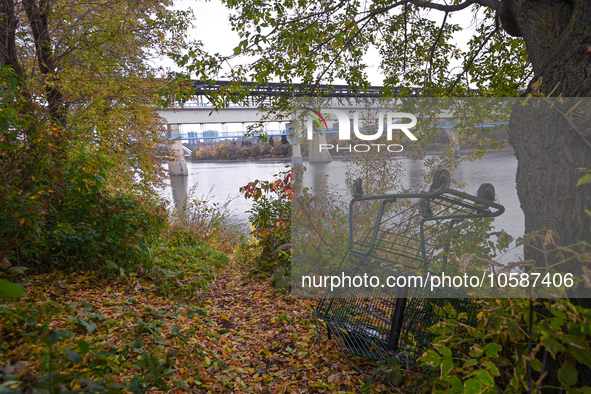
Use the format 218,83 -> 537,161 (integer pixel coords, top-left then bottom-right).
504,0 -> 591,390
508,99 -> 591,290
504,0 -> 591,294
0,0 -> 23,76
23,0 -> 67,126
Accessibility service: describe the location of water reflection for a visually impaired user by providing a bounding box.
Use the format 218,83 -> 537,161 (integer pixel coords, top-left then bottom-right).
407,159 -> 423,190
170,175 -> 189,208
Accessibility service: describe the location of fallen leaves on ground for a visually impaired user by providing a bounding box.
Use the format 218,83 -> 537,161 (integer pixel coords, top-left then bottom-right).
0,260 -> 421,393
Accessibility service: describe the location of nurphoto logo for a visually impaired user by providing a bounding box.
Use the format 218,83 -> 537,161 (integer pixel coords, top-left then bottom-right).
303,107 -> 418,153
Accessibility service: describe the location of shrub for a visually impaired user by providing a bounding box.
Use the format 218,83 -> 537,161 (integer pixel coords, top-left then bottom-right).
167,188 -> 240,253
0,151 -> 167,273
239,168 -> 291,273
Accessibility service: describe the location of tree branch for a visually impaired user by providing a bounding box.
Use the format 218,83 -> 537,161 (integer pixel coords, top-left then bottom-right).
410,0 -> 500,13
446,23 -> 499,95
403,3 -> 408,73
425,11 -> 449,85
280,0 -> 349,27
310,16 -> 373,94
23,0 -> 66,126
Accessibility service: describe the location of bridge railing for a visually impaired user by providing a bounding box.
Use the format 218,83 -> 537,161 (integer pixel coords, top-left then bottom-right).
169,129 -> 293,140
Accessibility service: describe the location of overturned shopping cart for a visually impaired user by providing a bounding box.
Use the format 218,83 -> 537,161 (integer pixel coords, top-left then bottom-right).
314,170 -> 505,361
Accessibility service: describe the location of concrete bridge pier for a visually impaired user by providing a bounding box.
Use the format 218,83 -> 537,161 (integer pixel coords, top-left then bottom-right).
292,144 -> 304,184
444,129 -> 461,155
167,124 -> 189,176
309,134 -> 332,163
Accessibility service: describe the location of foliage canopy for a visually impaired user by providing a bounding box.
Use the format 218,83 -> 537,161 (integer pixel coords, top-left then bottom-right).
0,0 -> 197,268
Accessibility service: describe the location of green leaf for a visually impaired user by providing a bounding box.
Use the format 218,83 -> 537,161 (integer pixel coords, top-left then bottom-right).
485,343 -> 502,358
49,329 -> 70,345
81,319 -> 97,334
77,340 -> 90,356
569,346 -> 591,368
464,378 -> 483,394
531,358 -> 542,372
194,308 -> 207,317
441,358 -> 453,377
65,349 -> 82,364
438,346 -> 452,358
576,173 -> 591,186
561,334 -> 587,349
421,350 -> 441,368
558,360 -> 578,388
541,337 -> 565,357
551,307 -> 566,320
465,359 -> 478,367
507,319 -> 520,341
385,366 -> 403,386
550,317 -> 566,331
476,370 -> 495,387
0,279 -> 25,298
481,361 -> 500,377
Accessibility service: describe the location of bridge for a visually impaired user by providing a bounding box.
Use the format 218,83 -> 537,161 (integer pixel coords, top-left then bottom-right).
159,81 -> 400,175
192,80 -> 420,99
168,129 -> 289,141
158,81 -> 422,133
158,81 -> 504,176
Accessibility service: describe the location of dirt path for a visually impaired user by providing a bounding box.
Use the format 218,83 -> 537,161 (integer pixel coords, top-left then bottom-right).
187,261 -> 371,393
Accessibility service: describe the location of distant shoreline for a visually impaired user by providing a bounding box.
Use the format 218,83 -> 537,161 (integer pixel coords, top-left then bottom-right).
188,144 -> 515,164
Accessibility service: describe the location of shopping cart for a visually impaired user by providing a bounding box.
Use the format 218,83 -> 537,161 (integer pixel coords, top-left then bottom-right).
314,170 -> 505,361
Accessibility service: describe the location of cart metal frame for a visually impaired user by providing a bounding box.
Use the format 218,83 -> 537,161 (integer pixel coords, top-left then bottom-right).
315,174 -> 505,360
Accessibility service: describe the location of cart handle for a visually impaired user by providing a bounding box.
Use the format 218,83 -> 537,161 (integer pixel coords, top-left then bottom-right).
348,188 -> 505,256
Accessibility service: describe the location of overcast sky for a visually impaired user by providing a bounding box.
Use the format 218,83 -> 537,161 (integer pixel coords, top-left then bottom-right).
168,0 -> 399,85
168,0 -> 478,87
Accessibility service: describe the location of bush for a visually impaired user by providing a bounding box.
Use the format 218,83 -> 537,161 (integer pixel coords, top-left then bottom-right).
0,151 -> 167,273
239,169 -> 291,274
190,141 -> 291,160
420,297 -> 591,393
167,188 -> 240,253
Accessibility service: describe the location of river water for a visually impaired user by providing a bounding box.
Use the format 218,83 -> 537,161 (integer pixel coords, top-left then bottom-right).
160,150 -> 524,262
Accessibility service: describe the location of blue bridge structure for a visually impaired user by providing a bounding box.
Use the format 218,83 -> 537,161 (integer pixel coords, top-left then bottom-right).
159,81 -> 507,175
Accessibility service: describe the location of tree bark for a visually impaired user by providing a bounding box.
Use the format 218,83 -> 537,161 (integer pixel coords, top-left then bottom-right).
503,0 -> 591,390
23,0 -> 67,126
509,100 -> 591,284
0,0 -> 23,76
504,0 -> 591,291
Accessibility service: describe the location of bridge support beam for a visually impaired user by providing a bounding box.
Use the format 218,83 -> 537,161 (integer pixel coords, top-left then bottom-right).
308,134 -> 332,163
167,124 -> 188,176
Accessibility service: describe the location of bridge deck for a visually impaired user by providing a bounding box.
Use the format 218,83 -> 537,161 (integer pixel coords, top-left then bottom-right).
192,80 -> 421,98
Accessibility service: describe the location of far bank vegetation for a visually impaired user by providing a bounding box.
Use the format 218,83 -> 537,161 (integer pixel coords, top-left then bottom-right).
191,137 -> 292,160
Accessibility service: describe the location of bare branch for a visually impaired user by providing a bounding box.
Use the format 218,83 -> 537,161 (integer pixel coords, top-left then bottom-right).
403,3 -> 408,73
446,23 -> 499,95
278,0 -> 349,27
410,0 -> 500,13
425,11 -> 448,84
311,17 -> 373,93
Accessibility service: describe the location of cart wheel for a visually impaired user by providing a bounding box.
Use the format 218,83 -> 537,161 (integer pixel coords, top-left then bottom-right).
477,183 -> 495,202
430,169 -> 450,192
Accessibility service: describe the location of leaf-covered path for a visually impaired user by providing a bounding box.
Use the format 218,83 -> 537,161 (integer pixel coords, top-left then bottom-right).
1,260 -> 411,393
186,261 -> 381,393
